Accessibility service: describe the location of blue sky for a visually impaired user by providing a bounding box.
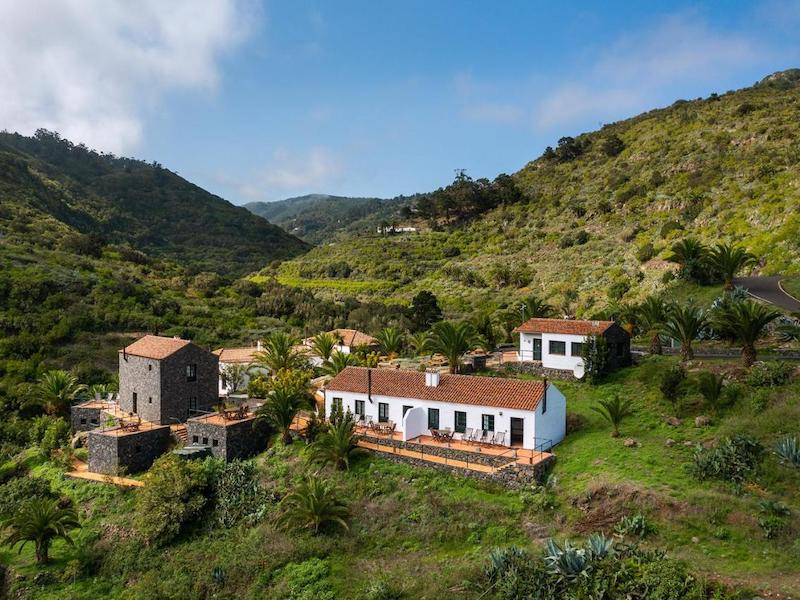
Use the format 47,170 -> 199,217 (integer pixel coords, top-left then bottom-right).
2,1 -> 799,203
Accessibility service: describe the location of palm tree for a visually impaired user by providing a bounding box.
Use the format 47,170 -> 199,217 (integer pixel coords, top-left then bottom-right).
322,351 -> 359,376
2,498 -> 80,564
375,327 -> 405,358
251,331 -> 308,374
472,312 -> 500,352
590,395 -> 635,437
697,371 -> 725,413
521,294 -> 555,320
408,331 -> 432,356
36,371 -> 86,416
428,321 -> 478,374
662,303 -> 708,361
309,332 -> 337,363
257,385 -> 312,445
712,299 -> 780,367
668,238 -> 709,282
309,414 -> 363,470
278,475 -> 349,534
636,295 -> 669,355
708,243 -> 756,290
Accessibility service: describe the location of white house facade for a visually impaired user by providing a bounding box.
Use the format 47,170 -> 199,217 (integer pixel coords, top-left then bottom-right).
214,343 -> 269,396
324,367 -> 566,451
513,318 -> 632,373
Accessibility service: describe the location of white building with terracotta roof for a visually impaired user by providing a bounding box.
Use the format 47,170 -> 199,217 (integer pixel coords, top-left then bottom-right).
323,366 -> 565,450
214,341 -> 269,395
512,318 -> 631,375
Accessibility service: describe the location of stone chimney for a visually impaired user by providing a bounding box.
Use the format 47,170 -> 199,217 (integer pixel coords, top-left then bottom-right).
425,369 -> 440,387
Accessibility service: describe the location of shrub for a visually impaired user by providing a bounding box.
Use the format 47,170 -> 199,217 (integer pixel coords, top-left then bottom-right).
212,461 -> 270,528
758,500 -> 791,539
615,514 -> 655,538
0,476 -> 56,519
660,366 -> 686,414
281,558 -> 335,600
581,334 -> 609,384
691,434 -> 764,488
442,245 -> 461,258
746,361 -> 793,387
39,417 -> 70,457
636,242 -> 656,263
601,134 -> 625,157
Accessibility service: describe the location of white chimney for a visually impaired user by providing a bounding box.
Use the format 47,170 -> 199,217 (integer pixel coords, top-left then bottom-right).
256,340 -> 263,351
425,369 -> 440,387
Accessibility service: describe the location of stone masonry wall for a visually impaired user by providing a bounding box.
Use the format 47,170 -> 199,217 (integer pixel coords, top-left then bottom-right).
160,345 -> 219,424
118,353 -> 162,422
503,362 -> 577,380
70,405 -> 102,432
186,417 -> 266,461
87,426 -> 170,475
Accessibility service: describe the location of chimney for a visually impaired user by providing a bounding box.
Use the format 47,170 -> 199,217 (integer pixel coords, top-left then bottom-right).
256,340 -> 263,352
425,369 -> 440,387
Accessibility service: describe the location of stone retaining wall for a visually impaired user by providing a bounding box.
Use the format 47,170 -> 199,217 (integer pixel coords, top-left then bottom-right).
503,362 -> 577,380
70,405 -> 102,432
186,417 -> 267,461
632,345 -> 800,360
359,434 -> 511,467
88,426 -> 170,475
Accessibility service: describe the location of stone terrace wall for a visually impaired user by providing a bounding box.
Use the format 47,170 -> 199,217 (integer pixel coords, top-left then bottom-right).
71,405 -> 102,432
186,417 -> 266,461
88,426 -> 170,475
503,362 -> 576,380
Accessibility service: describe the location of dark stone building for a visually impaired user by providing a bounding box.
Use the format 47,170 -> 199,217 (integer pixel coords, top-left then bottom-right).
70,401 -> 104,432
87,425 -> 171,475
118,335 -> 218,425
186,413 -> 266,461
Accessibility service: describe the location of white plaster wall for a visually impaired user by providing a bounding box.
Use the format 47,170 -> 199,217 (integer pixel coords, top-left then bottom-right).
325,388 -> 545,449
518,332 -> 587,371
534,385 -> 567,449
402,406 -> 427,441
518,332 -> 540,362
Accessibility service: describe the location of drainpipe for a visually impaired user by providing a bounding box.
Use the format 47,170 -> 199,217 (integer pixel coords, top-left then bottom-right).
367,368 -> 373,404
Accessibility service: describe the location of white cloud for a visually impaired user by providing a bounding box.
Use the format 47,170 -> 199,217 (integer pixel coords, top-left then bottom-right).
461,102 -> 524,124
534,13 -> 764,130
231,147 -> 343,201
0,0 -> 256,153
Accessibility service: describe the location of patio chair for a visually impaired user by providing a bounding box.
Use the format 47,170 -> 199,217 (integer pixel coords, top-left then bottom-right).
493,432 -> 505,446
478,430 -> 489,444
461,427 -> 473,442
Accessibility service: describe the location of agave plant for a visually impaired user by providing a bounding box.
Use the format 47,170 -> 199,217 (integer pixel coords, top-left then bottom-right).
544,539 -> 591,580
484,545 -> 529,582
775,436 -> 800,467
584,533 -> 615,559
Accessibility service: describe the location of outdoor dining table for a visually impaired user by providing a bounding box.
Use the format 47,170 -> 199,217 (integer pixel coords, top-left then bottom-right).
434,429 -> 454,443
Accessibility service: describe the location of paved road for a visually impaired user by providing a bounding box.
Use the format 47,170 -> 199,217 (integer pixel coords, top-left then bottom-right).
734,276 -> 800,312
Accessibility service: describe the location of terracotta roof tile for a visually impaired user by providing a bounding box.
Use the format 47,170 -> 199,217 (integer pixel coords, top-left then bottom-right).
513,318 -> 615,336
214,347 -> 260,364
325,367 -> 545,412
331,329 -> 378,347
119,335 -> 191,360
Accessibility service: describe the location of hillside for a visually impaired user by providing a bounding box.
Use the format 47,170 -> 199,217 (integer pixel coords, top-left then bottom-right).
273,70 -> 800,315
0,130 -> 310,276
245,193 -> 412,244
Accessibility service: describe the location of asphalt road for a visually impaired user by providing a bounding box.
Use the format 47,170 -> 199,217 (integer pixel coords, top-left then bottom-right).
734,276 -> 800,312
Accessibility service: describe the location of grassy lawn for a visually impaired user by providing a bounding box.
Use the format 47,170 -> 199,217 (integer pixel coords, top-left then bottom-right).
781,277 -> 800,302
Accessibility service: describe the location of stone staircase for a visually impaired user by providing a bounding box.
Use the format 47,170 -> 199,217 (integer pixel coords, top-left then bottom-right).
171,424 -> 188,445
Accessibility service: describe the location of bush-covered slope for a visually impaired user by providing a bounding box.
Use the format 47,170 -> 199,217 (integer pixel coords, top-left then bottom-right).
276,70 -> 800,314
245,193 -> 412,244
0,130 -> 310,276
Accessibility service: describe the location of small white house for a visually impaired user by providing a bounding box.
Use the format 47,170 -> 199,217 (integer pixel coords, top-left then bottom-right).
214,343 -> 269,396
513,318 -> 632,374
324,366 -> 566,450
304,329 -> 379,366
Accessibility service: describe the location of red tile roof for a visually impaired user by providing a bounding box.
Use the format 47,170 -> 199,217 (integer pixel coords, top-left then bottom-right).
325,367 -> 546,412
214,346 -> 260,364
513,318 -> 615,336
331,329 -> 378,347
119,335 -> 191,360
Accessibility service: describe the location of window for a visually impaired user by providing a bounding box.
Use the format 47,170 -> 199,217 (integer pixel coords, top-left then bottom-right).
481,414 -> 495,431
80,418 -> 87,425
212,439 -> 219,447
355,400 -> 365,416
186,364 -> 197,382
570,342 -> 584,356
402,405 -> 413,417
332,397 -> 343,413
221,373 -> 227,388
189,397 -> 197,411
454,411 -> 467,433
428,408 -> 440,430
134,445 -> 141,453
378,402 -> 389,423
148,396 -> 152,404
90,418 -> 98,425
549,340 -> 566,355
192,435 -> 199,444
148,364 -> 152,371
202,437 -> 209,445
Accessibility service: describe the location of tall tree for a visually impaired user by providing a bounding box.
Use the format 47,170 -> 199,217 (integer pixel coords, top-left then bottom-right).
428,321 -> 478,374
375,327 -> 405,358
251,331 -> 308,374
636,295 -> 669,355
35,371 -> 86,416
309,413 -> 363,471
2,498 -> 80,564
255,371 -> 313,444
712,299 -> 780,366
322,351 -> 359,376
521,294 -> 555,321
309,332 -> 338,363
407,291 -> 442,331
708,243 -> 756,290
220,363 -> 249,394
668,238 -> 709,283
472,312 -> 500,352
663,303 -> 708,361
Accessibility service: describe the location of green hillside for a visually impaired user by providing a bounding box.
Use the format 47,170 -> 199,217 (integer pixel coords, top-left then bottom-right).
275,70 -> 800,315
245,193 -> 412,244
0,130 -> 310,276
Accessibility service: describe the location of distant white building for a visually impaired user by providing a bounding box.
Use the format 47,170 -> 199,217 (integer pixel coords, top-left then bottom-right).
377,225 -> 417,234
513,318 -> 632,375
304,329 -> 379,366
214,343 -> 269,396
324,366 -> 566,450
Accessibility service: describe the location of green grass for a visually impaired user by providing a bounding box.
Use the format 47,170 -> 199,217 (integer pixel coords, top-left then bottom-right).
781,278 -> 800,303
275,275 -> 396,293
